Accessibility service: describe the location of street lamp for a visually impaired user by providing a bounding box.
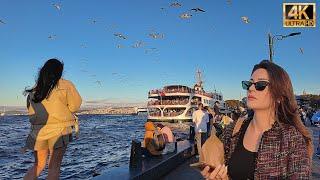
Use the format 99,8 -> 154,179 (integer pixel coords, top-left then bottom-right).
268,32 -> 301,62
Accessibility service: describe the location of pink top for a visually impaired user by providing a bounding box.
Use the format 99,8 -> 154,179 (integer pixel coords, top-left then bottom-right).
161,126 -> 175,143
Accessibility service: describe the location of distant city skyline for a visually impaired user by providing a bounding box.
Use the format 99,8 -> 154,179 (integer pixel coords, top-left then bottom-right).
1,0 -> 319,106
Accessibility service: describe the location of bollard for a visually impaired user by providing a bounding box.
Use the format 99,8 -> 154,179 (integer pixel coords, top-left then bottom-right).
174,141 -> 178,153
129,139 -> 142,168
189,125 -> 195,140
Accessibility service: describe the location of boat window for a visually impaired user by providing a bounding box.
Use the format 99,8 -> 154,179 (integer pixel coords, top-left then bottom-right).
148,108 -> 161,117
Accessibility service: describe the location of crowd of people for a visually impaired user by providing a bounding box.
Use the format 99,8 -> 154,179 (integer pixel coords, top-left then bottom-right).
148,108 -> 185,117
147,98 -> 189,106
142,122 -> 176,156
163,109 -> 184,117
299,107 -> 318,126
22,59 -> 319,179
190,98 -> 201,105
148,111 -> 161,117
148,87 -> 215,98
192,102 -> 235,157
299,107 -> 320,158
149,87 -> 192,95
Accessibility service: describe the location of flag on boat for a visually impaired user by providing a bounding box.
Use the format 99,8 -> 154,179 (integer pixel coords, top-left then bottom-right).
159,90 -> 165,97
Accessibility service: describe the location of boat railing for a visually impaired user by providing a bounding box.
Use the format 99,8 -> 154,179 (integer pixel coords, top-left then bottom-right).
149,112 -> 161,117
148,88 -> 194,95
149,89 -> 214,98
163,110 -> 184,117
194,91 -> 213,98
148,99 -> 189,106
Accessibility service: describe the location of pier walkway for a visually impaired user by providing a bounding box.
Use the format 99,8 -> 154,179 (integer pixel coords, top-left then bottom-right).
95,124 -> 320,179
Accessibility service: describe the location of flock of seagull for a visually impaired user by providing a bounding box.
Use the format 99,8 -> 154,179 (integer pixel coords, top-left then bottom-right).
0,1 -> 305,88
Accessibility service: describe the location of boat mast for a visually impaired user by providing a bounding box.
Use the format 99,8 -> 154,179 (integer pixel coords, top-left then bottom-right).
195,69 -> 204,92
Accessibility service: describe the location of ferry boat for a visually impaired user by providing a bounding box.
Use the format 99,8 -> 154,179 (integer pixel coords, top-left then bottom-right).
0,106 -> 5,116
147,70 -> 226,122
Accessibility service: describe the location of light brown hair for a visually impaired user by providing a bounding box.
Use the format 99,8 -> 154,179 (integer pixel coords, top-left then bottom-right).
252,60 -> 313,158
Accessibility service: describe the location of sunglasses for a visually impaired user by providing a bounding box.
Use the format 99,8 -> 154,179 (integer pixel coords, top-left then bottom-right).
241,80 -> 270,91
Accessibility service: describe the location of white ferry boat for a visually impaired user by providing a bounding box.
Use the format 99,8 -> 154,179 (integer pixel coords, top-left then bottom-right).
0,106 -> 5,116
147,70 -> 226,122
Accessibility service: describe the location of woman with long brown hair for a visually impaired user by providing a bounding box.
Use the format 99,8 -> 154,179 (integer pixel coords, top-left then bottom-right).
201,60 -> 312,179
23,59 -> 82,179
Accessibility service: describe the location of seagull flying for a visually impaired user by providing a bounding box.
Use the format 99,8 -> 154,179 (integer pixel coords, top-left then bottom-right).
95,80 -> 102,86
299,48 -> 304,54
0,19 -> 6,24
48,35 -> 57,40
132,41 -> 145,48
80,44 -> 87,48
114,33 -> 127,40
117,44 -> 124,48
180,13 -> 192,19
149,33 -> 164,39
52,3 -> 61,10
145,48 -> 158,54
170,2 -> 182,8
241,16 -> 250,23
191,8 -> 205,13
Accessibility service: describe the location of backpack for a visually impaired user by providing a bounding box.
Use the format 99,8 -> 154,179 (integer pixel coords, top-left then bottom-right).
151,131 -> 166,151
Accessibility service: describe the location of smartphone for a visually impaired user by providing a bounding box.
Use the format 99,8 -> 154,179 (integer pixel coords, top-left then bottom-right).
190,162 -> 216,172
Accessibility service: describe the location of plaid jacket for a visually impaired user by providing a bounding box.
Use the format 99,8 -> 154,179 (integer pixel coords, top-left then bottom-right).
221,118 -> 311,179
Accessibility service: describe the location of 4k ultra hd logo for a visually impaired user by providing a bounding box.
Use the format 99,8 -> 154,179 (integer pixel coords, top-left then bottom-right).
283,3 -> 316,27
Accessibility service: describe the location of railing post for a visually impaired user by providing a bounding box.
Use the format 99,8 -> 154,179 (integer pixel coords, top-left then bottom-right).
189,125 -> 195,141
129,139 -> 142,168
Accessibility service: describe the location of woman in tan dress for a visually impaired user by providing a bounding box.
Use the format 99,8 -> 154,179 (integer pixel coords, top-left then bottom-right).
23,59 -> 82,179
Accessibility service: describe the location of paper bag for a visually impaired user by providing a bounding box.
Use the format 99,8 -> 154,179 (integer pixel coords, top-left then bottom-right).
199,126 -> 225,167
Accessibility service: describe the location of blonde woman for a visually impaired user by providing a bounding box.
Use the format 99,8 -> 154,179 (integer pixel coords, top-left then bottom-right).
24,59 -> 82,179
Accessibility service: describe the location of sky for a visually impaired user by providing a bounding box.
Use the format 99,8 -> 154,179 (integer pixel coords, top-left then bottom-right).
0,0 -> 319,106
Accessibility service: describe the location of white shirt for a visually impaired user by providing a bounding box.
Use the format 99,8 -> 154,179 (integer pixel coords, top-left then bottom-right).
192,109 -> 209,133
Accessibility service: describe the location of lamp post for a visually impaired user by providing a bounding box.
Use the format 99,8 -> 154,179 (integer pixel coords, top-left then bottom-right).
268,32 -> 301,62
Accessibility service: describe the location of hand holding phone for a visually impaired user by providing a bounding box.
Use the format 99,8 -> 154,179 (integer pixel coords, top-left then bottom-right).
190,162 -> 216,172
